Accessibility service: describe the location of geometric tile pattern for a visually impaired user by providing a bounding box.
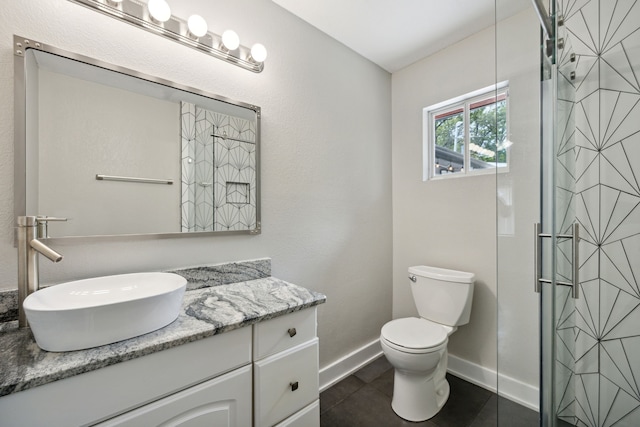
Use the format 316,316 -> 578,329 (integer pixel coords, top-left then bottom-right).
211,112 -> 256,231
181,101 -> 196,232
554,1 -> 640,425
180,102 -> 256,232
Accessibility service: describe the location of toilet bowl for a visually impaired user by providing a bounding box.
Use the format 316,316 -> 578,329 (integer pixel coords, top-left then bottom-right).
380,266 -> 474,422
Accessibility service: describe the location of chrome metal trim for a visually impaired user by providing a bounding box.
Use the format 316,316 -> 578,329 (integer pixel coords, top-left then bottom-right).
534,223 -> 542,293
534,222 -> 580,298
531,0 -> 554,41
212,132 -> 256,145
13,35 -> 259,112
572,223 -> 580,299
13,35 -> 262,240
67,0 -> 264,73
36,216 -> 68,239
14,38 -> 28,245
96,174 -> 174,185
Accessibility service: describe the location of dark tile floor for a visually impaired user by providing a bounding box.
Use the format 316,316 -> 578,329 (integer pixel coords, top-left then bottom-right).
320,356 -> 539,427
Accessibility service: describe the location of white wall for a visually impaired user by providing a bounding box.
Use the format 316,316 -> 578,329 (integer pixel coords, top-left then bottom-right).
0,0 -> 392,370
392,8 -> 540,401
392,23 -> 499,373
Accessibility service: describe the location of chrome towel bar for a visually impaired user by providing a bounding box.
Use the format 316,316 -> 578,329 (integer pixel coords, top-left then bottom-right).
96,174 -> 174,185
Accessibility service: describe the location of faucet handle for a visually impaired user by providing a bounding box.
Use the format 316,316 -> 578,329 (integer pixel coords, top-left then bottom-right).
36,216 -> 68,222
36,216 -> 68,239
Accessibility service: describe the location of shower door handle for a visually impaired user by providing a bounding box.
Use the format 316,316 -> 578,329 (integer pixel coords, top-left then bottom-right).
570,223 -> 579,299
534,223 -> 542,293
534,223 -> 579,299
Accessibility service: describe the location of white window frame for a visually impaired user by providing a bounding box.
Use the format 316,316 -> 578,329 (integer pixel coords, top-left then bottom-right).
423,81 -> 510,181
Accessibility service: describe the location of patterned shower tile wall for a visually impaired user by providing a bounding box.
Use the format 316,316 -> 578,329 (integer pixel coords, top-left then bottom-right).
194,107 -> 216,231
556,1 -> 640,425
181,102 -> 196,232
181,103 -> 256,232
212,115 -> 256,231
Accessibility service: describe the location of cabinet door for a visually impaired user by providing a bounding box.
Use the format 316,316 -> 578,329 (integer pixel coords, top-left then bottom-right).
97,365 -> 252,427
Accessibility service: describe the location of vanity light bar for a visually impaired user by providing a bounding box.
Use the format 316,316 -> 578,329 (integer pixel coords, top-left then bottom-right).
68,0 -> 266,73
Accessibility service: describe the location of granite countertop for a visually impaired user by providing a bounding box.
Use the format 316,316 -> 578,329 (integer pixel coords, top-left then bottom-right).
0,260 -> 326,398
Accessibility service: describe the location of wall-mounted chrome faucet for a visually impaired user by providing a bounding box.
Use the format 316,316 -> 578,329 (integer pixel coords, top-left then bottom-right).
17,216 -> 65,328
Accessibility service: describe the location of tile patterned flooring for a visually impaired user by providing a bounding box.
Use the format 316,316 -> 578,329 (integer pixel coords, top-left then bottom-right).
320,356 -> 539,427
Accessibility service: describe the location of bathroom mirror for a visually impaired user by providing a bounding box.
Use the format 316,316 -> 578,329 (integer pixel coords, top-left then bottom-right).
14,35 -> 260,238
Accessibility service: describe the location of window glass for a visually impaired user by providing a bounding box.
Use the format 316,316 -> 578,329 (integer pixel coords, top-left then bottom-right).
424,84 -> 509,180
469,94 -> 507,171
434,108 -> 464,175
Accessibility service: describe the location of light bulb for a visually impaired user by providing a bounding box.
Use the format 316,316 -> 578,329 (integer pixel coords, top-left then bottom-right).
250,43 -> 267,62
148,0 -> 171,23
187,14 -> 208,38
221,30 -> 240,51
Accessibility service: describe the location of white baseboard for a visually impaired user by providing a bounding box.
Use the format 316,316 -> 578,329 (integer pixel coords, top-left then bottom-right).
319,338 -> 383,392
320,339 -> 539,412
448,354 -> 539,412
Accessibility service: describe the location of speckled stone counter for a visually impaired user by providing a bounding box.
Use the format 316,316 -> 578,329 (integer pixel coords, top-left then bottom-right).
0,260 -> 326,398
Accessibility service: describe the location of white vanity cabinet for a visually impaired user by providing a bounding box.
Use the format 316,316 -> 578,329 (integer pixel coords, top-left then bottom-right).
0,327 -> 252,427
253,307 -> 320,427
0,307 -> 321,427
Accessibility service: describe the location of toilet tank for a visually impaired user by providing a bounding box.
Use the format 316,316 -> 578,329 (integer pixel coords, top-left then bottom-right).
409,266 -> 475,327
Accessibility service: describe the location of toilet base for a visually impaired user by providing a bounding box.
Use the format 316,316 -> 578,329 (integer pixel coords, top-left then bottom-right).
390,370 -> 450,422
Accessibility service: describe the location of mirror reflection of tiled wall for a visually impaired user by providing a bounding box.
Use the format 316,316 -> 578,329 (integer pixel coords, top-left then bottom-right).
181,102 -> 256,232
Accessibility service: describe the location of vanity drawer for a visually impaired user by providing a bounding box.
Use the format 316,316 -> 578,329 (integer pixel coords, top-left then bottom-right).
254,338 -> 319,427
274,400 -> 320,427
253,307 -> 317,359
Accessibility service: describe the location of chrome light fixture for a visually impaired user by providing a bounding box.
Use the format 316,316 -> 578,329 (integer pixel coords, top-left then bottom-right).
68,0 -> 267,73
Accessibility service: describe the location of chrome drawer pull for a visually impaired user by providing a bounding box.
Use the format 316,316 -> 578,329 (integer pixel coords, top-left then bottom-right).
288,328 -> 297,337
290,381 -> 299,391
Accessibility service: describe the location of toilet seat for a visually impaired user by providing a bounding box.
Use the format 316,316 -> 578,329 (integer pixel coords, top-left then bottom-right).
381,317 -> 448,354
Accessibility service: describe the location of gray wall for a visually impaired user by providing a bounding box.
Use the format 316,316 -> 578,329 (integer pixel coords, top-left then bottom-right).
0,0 -> 392,370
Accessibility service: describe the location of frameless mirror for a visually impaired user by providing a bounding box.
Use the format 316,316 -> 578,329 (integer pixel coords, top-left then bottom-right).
14,35 -> 260,238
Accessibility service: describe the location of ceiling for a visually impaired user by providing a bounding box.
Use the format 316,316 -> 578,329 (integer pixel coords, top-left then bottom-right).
271,0 -> 532,73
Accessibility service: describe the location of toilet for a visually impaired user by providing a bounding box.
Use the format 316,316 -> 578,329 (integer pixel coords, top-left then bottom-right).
380,265 -> 474,422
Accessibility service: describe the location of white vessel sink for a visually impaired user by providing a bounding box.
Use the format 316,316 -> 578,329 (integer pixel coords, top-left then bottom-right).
23,272 -> 187,352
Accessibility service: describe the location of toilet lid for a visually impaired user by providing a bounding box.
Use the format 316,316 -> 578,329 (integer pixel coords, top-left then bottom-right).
381,317 -> 448,350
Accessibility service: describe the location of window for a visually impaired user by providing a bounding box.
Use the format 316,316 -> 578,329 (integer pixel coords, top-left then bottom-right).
424,83 -> 509,180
